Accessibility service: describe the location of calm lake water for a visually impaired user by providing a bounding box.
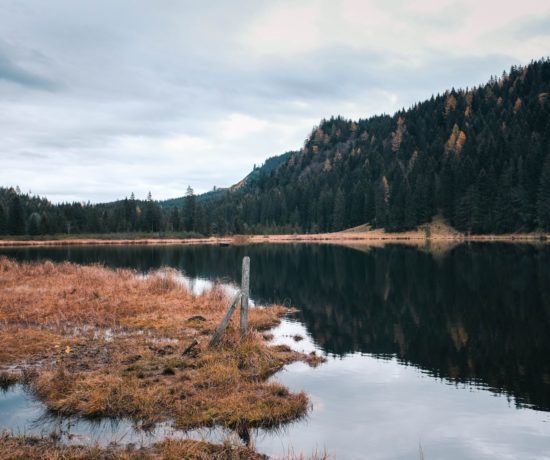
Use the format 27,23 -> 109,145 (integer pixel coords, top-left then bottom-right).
1,243 -> 550,459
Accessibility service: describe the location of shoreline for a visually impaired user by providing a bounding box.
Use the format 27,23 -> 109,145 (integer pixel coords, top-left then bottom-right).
0,231 -> 548,248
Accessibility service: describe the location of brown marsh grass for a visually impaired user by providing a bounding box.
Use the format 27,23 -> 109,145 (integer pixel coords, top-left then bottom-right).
0,433 -> 267,459
0,434 -> 331,459
0,257 -> 325,458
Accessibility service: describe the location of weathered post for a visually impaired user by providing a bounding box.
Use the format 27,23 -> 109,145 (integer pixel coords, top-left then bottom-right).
209,291 -> 241,347
240,256 -> 250,336
208,256 -> 251,347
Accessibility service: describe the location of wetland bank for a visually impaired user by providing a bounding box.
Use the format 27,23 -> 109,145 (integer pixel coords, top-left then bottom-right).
1,242 -> 550,459
0,256 -> 323,459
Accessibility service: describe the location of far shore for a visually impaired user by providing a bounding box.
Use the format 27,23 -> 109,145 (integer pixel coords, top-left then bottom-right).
0,227 -> 549,248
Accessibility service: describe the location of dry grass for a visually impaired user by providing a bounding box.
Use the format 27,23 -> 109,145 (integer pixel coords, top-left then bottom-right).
0,257 -> 325,457
283,449 -> 331,460
0,434 -> 331,459
0,237 -> 225,247
1,215 -> 549,250
0,259 -> 228,330
0,434 -> 266,459
30,334 -> 311,430
0,327 -> 79,365
232,235 -> 251,245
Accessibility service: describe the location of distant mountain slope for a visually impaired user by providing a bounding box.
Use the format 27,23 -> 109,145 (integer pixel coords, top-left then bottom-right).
202,59 -> 550,234
159,152 -> 293,208
161,188 -> 227,208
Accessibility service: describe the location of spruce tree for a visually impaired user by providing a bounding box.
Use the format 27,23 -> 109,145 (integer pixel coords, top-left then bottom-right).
184,186 -> 196,232
0,205 -> 7,235
170,207 -> 180,232
332,189 -> 346,231
8,195 -> 25,235
28,213 -> 41,236
537,154 -> 550,230
374,178 -> 389,228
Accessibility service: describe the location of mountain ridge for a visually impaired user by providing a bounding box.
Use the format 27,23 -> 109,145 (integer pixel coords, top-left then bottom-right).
197,58 -> 550,235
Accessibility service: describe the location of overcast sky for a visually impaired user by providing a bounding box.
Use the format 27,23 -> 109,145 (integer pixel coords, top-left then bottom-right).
1,0 -> 549,203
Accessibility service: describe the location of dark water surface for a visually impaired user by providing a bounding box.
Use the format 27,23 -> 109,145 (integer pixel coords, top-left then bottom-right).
1,243 -> 550,459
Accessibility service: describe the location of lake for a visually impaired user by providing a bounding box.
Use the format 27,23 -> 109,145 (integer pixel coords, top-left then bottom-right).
1,242 -> 550,459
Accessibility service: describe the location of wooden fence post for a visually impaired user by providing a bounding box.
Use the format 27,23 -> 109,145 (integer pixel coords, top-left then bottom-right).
240,256 -> 250,336
209,291 -> 241,347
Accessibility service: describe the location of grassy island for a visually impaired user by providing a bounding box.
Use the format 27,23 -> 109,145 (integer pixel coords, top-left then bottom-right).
0,257 -> 324,459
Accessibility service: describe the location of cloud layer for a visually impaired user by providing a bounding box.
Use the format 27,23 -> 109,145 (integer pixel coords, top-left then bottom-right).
1,0 -> 549,202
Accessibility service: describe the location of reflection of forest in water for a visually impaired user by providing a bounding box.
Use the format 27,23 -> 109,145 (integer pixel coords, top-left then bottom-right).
3,243 -> 550,411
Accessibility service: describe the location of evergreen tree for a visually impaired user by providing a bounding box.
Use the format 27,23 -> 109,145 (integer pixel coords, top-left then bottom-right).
184,186 -> 196,232
374,177 -> 389,228
0,205 -> 7,235
143,192 -> 161,232
8,194 -> 26,235
537,154 -> 550,230
332,189 -> 346,231
170,207 -> 181,232
28,213 -> 41,236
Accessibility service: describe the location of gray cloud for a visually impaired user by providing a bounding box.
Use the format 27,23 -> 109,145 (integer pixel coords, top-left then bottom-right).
0,50 -> 57,90
17,151 -> 48,159
511,14 -> 550,40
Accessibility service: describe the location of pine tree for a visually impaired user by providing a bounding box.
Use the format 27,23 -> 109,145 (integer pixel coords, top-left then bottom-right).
454,194 -> 472,232
440,160 -> 455,222
332,188 -> 346,231
475,169 -> 490,233
493,164 -> 514,232
28,213 -> 41,235
364,179 -> 375,225
170,207 -> 180,232
143,192 -> 161,232
8,195 -> 25,235
194,202 -> 207,235
469,185 -> 483,234
184,186 -> 196,232
537,154 -> 550,230
374,177 -> 389,228
0,205 -> 7,234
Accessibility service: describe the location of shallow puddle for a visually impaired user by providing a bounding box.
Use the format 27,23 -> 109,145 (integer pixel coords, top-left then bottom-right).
0,384 -> 239,448
1,385 -> 175,446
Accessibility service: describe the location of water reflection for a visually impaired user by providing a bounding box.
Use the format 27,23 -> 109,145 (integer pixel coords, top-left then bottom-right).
2,243 -> 550,413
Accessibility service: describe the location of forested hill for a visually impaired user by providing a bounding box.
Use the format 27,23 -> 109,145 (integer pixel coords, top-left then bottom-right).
205,59 -> 550,234
1,59 -> 550,237
159,152 -> 293,209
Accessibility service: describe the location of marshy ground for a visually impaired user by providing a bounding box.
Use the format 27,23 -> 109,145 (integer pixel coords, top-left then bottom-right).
0,257 -> 324,459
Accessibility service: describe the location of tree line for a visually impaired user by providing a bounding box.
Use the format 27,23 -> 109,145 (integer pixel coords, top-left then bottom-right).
1,59 -> 550,237
0,187 -> 207,236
